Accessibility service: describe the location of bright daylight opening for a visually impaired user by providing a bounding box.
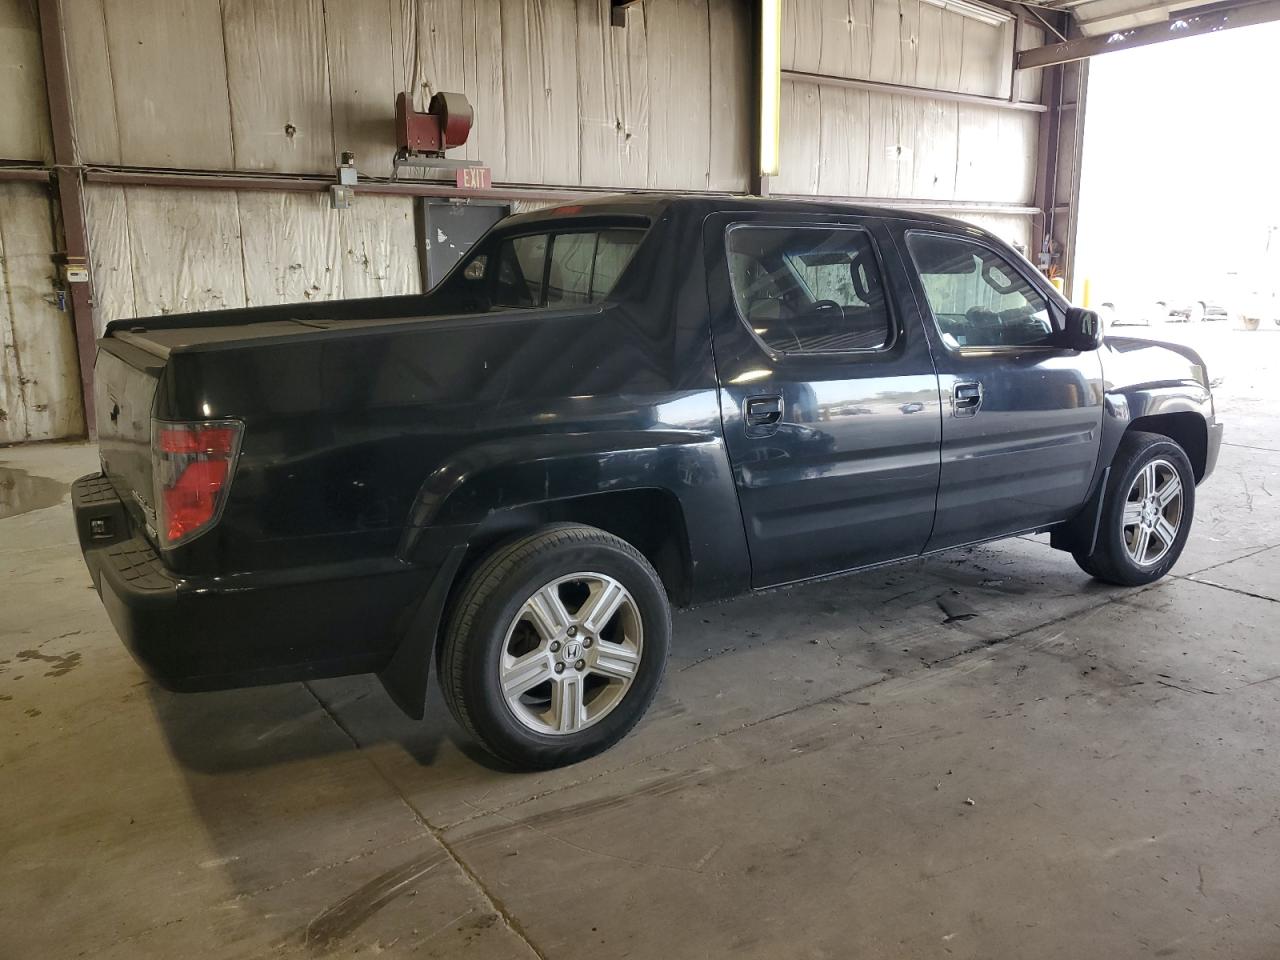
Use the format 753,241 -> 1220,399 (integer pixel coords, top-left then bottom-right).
1076,20 -> 1280,425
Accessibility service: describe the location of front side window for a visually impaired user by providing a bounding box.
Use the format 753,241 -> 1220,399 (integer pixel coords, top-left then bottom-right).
488,228 -> 644,309
727,226 -> 893,355
906,233 -> 1056,349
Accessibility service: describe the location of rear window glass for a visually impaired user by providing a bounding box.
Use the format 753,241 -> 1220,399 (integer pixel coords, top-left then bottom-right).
487,228 -> 645,308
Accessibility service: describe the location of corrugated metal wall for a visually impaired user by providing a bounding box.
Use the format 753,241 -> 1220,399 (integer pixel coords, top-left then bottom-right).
62,0 -> 751,187
1,0 -> 1042,443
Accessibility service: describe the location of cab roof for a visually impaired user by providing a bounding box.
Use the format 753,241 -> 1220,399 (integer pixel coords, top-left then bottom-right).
500,192 -> 978,232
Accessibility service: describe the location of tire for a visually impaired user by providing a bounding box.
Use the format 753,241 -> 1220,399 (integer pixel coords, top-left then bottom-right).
1073,431 -> 1195,586
439,523 -> 670,769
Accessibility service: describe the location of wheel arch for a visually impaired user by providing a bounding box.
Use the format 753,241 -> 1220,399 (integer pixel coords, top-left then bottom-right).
1125,411 -> 1208,482
1052,396 -> 1210,556
379,434 -> 750,718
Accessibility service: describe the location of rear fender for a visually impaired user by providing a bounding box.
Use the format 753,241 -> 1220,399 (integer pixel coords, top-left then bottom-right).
379,432 -> 749,718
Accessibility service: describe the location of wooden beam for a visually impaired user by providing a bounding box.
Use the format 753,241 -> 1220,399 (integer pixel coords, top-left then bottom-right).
1017,0 -> 1280,68
781,69 -> 1049,113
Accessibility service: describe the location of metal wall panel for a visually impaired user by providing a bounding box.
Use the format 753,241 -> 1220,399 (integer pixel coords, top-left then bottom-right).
62,0 -> 120,162
98,0 -> 234,168
785,0 -> 1017,99
708,0 -> 752,192
323,0 -> 398,176
576,0 -> 646,187
82,185 -> 421,327
0,183 -> 83,442
59,0 -> 750,189
776,80 -> 1039,206
223,0 -> 334,173
645,0 -> 712,188
0,0 -> 51,162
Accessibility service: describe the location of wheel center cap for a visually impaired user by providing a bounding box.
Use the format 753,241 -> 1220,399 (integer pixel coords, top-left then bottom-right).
563,640 -> 582,661
1141,501 -> 1159,525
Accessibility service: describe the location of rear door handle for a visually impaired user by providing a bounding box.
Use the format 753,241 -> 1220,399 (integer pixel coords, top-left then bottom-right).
744,395 -> 783,436
951,381 -> 983,418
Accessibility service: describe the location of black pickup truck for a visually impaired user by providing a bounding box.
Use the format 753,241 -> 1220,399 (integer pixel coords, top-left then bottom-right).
74,195 -> 1222,768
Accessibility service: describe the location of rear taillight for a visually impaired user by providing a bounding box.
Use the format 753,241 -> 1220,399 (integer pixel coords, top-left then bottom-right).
151,420 -> 243,547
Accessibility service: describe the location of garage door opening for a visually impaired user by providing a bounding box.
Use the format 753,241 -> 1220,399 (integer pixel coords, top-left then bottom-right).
1075,20 -> 1280,331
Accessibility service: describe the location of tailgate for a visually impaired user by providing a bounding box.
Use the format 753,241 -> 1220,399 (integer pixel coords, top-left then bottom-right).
94,339 -> 165,539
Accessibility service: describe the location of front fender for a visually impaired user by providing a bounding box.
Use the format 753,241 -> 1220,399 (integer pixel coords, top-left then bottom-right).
1097,383 -> 1213,479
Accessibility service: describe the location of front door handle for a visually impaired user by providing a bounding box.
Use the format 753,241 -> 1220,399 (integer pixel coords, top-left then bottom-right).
951,381 -> 983,418
745,395 -> 783,436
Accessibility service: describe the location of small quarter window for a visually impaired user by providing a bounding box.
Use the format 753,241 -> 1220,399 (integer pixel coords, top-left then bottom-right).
906,233 -> 1057,349
727,226 -> 893,355
491,229 -> 644,309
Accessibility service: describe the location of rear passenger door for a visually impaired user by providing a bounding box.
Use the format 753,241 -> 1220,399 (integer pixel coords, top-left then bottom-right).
898,228 -> 1104,549
705,214 -> 942,588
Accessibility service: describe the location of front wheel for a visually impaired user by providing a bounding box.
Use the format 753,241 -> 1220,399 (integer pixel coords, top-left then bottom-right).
1074,431 -> 1195,586
439,524 -> 670,769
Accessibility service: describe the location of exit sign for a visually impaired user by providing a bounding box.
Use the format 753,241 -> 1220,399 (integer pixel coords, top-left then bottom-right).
457,167 -> 492,189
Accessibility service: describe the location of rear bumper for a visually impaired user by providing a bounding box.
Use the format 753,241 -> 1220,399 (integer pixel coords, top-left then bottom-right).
73,473 -> 432,691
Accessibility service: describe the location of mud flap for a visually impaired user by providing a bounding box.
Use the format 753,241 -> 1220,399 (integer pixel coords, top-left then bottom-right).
1050,465 -> 1110,556
377,543 -> 468,719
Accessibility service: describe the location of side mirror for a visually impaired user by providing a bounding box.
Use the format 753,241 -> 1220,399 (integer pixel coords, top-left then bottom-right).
1061,306 -> 1103,351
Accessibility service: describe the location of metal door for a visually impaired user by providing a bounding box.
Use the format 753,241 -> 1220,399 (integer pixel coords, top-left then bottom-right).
704,213 -> 943,588
898,227 -> 1104,550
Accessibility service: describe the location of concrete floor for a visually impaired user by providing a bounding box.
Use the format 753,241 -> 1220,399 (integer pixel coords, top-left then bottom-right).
3,323 -> 1279,959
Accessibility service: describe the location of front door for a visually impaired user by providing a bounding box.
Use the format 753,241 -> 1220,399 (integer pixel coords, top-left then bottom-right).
706,214 -> 942,587
896,228 -> 1104,550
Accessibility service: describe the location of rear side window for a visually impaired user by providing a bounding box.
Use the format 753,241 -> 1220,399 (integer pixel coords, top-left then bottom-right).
726,226 -> 893,355
906,233 -> 1057,348
489,229 -> 644,308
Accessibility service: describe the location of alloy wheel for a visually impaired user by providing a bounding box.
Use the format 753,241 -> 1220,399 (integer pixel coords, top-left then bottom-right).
1122,458 -> 1183,566
499,573 -> 643,735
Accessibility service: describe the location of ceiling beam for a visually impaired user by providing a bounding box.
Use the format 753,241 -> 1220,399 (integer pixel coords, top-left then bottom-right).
1017,0 -> 1280,68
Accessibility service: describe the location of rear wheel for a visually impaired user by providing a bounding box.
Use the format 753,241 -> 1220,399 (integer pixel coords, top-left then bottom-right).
1073,431 -> 1195,586
439,524 -> 670,769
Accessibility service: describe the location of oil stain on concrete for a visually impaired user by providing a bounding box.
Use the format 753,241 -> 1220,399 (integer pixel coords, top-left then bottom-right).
15,649 -> 82,677
0,465 -> 68,519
